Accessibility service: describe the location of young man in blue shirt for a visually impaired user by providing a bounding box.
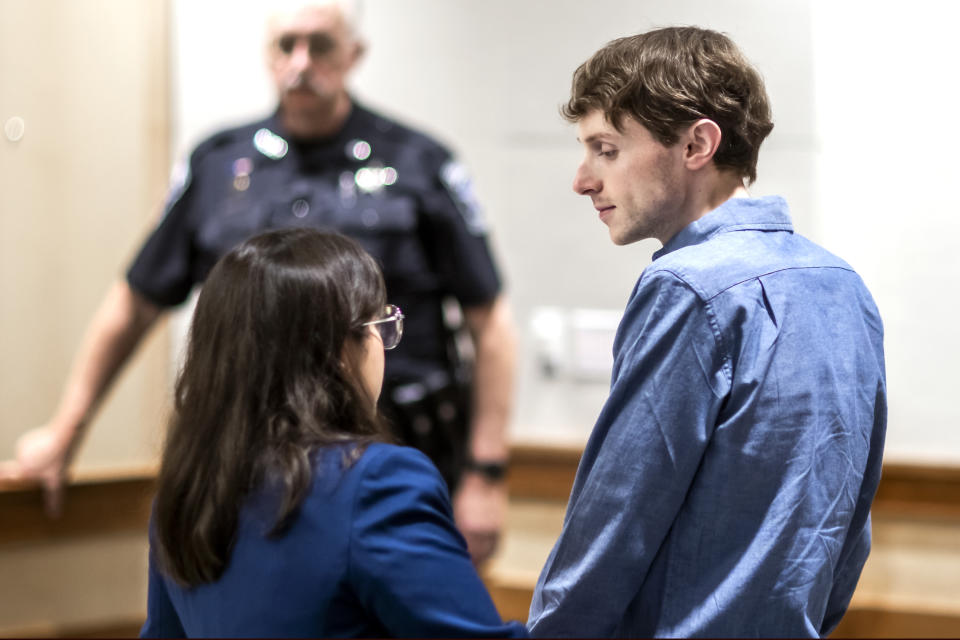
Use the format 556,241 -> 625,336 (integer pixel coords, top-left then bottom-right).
527,26 -> 886,637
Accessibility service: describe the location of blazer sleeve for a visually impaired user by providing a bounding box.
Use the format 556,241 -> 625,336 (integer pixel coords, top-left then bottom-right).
140,546 -> 187,638
347,446 -> 527,638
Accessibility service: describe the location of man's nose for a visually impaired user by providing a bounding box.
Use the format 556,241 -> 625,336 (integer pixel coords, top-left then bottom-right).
572,162 -> 600,195
289,40 -> 312,72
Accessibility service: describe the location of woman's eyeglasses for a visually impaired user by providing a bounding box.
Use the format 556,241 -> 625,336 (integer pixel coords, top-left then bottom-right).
361,304 -> 404,350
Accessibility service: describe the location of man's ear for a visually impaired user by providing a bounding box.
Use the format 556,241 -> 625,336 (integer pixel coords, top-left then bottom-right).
346,39 -> 366,70
682,119 -> 722,171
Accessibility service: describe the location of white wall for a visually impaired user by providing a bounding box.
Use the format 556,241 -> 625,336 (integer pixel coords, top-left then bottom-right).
809,0 -> 960,462
171,0 -> 959,462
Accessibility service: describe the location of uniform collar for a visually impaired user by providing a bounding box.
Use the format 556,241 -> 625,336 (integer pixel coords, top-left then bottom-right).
653,195 -> 794,261
267,98 -> 370,145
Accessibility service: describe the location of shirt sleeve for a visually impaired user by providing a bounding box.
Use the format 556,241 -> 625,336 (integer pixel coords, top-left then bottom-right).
348,446 -> 527,638
418,157 -> 502,307
820,516 -> 871,635
140,546 -> 187,638
126,157 -> 198,307
527,270 -> 729,637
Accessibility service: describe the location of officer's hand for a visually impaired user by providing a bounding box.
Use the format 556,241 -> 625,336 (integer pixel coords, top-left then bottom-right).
0,426 -> 68,517
453,473 -> 507,566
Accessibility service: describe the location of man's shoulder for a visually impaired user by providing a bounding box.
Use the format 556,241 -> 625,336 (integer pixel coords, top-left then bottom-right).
353,102 -> 452,159
647,229 -> 854,301
189,116 -> 274,162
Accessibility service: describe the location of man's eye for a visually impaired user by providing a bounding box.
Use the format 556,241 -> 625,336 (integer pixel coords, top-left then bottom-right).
599,148 -> 618,158
308,33 -> 336,57
277,34 -> 297,55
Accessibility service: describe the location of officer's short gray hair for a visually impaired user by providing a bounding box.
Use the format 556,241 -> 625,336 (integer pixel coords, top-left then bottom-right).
267,0 -> 364,40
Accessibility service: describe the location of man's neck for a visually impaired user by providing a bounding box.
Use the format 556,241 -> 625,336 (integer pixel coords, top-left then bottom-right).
686,170 -> 749,223
658,170 -> 749,245
280,93 -> 353,140
698,170 -> 750,213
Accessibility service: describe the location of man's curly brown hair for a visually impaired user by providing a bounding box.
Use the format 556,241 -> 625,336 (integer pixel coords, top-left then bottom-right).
562,26 -> 774,184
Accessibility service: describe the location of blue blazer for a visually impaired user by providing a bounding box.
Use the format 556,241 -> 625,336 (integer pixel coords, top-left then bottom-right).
142,443 -> 527,638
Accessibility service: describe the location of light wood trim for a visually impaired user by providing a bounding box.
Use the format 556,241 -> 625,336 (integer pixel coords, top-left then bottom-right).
2,451 -> 957,545
832,605 -> 960,638
872,462 -> 960,518
487,579 -> 536,625
1,451 -> 958,636
4,616 -> 146,639
0,465 -> 156,546
508,445 -> 960,517
507,443 -> 581,501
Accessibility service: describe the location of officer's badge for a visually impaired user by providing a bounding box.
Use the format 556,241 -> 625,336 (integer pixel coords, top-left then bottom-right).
253,128 -> 288,160
346,138 -> 372,161
440,160 -> 487,235
232,157 -> 253,192
354,164 -> 398,194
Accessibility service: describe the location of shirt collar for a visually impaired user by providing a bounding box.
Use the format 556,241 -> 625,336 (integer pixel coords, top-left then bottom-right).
653,195 -> 794,261
267,98 -> 364,144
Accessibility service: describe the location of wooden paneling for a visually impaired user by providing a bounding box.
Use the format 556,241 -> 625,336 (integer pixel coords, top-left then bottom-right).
507,443 -> 581,501
832,606 -> 960,639
0,468 -> 155,637
508,445 -> 960,517
0,0 -> 171,472
3,613 -> 146,638
489,448 -> 960,635
872,462 -> 960,518
0,466 -> 156,546
2,448 -> 958,637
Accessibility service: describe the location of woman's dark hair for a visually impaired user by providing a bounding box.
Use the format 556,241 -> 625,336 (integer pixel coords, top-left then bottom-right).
153,228 -> 390,586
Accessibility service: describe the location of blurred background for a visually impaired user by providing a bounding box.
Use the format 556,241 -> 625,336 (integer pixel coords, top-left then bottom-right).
1,0 -> 958,636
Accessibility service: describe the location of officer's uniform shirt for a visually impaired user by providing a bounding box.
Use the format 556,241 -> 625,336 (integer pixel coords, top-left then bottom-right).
127,103 -> 502,485
129,101 -> 500,381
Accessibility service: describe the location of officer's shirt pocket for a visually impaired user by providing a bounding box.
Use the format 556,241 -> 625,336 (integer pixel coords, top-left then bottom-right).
268,186 -> 432,286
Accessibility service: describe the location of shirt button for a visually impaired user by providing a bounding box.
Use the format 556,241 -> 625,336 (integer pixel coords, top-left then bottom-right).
292,199 -> 310,218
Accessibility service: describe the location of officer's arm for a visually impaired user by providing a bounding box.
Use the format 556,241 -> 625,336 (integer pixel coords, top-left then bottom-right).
454,294 -> 516,564
0,280 -> 161,514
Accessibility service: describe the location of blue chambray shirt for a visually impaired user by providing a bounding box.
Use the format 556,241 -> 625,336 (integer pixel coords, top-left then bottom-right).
527,196 -> 887,638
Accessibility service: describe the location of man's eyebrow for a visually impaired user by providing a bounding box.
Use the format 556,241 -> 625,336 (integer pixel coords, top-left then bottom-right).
578,133 -> 615,144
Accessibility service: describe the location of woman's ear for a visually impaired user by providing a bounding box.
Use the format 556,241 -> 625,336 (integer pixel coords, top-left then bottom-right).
339,339 -> 356,373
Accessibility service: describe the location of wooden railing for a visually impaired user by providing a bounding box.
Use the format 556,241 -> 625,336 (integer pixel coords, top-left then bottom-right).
2,451 -> 959,637
0,465 -> 157,546
493,445 -> 960,638
0,466 -> 156,638
508,443 -> 960,516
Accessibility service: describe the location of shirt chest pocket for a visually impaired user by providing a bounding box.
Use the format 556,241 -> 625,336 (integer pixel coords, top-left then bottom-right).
331,195 -> 433,279
195,189 -> 273,260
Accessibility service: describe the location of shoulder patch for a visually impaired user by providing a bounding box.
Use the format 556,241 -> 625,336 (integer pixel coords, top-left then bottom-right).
440,160 -> 488,235
160,158 -> 191,219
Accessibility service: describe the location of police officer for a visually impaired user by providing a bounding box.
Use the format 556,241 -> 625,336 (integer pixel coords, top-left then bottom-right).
0,0 -> 515,565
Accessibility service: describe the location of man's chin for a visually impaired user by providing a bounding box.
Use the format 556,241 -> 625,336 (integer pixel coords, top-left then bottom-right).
609,227 -> 645,246
608,227 -> 631,246
282,90 -> 323,107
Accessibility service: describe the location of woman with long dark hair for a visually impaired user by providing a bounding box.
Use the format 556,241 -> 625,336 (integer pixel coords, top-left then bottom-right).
141,228 -> 525,638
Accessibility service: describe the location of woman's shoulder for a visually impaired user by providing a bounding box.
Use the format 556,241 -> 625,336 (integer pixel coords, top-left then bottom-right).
309,442 -> 445,495
355,443 -> 446,489
348,443 -> 453,514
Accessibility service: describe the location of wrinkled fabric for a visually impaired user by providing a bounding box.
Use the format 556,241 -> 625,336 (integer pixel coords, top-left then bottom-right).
528,196 -> 886,638
142,444 -> 527,638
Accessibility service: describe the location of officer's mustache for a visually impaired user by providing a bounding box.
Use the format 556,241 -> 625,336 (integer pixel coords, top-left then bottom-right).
281,72 -> 325,96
